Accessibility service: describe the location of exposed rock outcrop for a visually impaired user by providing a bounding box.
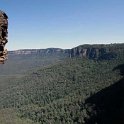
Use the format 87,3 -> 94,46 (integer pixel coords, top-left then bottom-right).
70,44 -> 123,60
0,10 -> 8,64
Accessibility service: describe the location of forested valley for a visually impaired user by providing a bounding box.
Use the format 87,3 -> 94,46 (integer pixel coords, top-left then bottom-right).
0,44 -> 124,124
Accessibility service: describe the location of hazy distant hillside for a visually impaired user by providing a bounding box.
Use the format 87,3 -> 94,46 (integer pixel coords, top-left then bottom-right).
0,48 -> 69,75
9,48 -> 70,56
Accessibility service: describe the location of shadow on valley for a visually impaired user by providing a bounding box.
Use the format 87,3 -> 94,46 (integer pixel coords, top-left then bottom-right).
84,64 -> 124,124
113,64 -> 124,76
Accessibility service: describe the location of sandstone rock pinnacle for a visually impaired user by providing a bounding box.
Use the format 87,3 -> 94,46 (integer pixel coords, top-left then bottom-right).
0,10 -> 8,64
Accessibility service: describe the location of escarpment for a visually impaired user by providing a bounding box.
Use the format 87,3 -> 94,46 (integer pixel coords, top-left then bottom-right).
70,44 -> 124,60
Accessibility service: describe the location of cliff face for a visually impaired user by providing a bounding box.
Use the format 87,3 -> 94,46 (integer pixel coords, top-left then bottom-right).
8,48 -> 70,58
70,44 -> 124,60
8,44 -> 124,60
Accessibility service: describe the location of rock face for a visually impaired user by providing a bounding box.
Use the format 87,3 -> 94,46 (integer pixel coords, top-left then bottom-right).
70,44 -> 124,60
0,10 -> 8,64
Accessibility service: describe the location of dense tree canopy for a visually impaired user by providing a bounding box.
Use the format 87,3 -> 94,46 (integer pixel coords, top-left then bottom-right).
0,44 -> 123,124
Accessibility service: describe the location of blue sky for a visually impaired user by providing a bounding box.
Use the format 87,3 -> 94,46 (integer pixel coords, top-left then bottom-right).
0,0 -> 124,50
